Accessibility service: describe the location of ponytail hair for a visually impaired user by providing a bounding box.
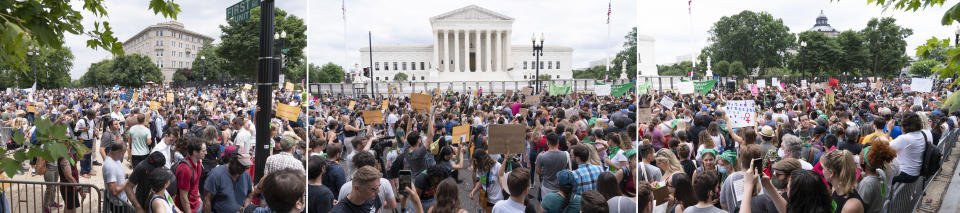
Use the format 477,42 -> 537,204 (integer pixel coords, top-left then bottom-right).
821,149 -> 858,195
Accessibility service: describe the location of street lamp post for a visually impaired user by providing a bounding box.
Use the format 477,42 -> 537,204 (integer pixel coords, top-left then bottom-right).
275,31 -> 287,86
28,46 -> 38,89
800,41 -> 807,81
532,33 -> 544,94
200,55 -> 206,83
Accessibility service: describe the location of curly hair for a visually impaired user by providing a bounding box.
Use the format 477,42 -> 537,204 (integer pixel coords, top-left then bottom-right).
472,148 -> 496,174
864,138 -> 897,170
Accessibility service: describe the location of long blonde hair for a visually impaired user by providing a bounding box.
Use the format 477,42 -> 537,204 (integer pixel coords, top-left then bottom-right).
655,148 -> 684,174
821,149 -> 858,195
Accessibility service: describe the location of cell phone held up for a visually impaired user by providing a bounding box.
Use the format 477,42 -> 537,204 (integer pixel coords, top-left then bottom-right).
752,158 -> 762,173
399,170 -> 412,195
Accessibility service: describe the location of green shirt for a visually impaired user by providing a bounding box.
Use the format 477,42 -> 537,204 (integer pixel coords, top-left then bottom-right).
128,125 -> 152,156
541,192 -> 581,213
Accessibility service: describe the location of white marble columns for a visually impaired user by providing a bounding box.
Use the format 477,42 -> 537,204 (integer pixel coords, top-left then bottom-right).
494,30 -> 501,72
433,30 -> 439,71
453,30 -> 460,72
464,30 -> 471,72
475,30 -> 482,72
485,30 -> 492,73
504,30 -> 511,72
443,30 -> 450,72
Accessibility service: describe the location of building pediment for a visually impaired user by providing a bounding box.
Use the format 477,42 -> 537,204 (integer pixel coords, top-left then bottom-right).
430,5 -> 514,22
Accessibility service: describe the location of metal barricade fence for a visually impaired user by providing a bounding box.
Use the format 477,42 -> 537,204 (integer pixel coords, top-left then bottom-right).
307,79 -> 634,96
0,179 -> 112,213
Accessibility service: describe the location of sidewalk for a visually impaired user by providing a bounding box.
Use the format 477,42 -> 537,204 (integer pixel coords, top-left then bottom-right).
922,138 -> 960,212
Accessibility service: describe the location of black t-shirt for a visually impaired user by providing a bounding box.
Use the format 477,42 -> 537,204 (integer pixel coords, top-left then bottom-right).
308,184 -> 334,213
330,195 -> 382,213
414,173 -> 437,201
680,160 -> 696,179
127,163 -> 155,209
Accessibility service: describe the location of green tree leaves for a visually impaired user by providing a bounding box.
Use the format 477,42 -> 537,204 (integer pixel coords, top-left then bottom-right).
0,118 -> 87,178
707,10 -> 795,72
611,27 -> 638,79
394,72 -> 408,82
79,54 -> 163,87
862,17 -> 913,77
0,0 -> 180,75
218,7 -> 306,80
910,59 -> 942,76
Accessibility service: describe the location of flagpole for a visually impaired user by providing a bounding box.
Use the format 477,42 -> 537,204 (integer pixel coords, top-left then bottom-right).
605,0 -> 611,82
343,0 -> 349,83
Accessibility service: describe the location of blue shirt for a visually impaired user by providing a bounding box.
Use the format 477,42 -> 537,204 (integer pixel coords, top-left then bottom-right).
323,162 -> 347,197
573,164 -> 604,194
203,165 -> 252,213
885,124 -> 903,139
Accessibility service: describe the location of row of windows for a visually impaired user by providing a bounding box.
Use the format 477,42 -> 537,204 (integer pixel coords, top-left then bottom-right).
155,59 -> 192,69
522,61 -> 560,70
154,49 -> 192,59
155,30 -> 204,43
374,76 -> 427,81
375,62 -> 428,71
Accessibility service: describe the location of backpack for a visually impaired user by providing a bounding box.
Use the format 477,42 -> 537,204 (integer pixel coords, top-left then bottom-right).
73,118 -> 87,138
919,131 -> 942,177
167,158 -> 195,196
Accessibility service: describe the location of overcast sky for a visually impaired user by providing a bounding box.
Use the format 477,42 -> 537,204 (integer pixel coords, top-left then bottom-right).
639,0 -> 955,65
64,0 -> 308,80
307,0 -> 637,73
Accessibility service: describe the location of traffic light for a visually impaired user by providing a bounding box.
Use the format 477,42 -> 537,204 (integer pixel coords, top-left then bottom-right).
363,67 -> 371,77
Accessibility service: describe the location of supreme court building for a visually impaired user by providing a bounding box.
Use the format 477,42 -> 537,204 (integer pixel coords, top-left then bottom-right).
360,5 -> 573,82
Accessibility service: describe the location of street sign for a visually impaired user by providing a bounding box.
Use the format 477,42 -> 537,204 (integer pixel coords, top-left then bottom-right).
226,0 -> 261,23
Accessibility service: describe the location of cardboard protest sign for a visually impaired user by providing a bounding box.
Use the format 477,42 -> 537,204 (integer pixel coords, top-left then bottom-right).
724,100 -> 757,128
410,93 -> 432,111
166,93 -> 175,102
653,185 -> 671,205
452,125 -> 470,144
594,85 -> 612,96
26,105 -> 36,113
150,101 -> 161,110
347,101 -> 356,111
275,103 -> 300,121
243,84 -> 252,90
522,87 -> 534,96
524,95 -> 541,105
285,82 -> 295,91
506,90 -> 513,96
362,110 -> 383,124
132,93 -> 140,102
487,124 -> 525,154
381,100 -> 389,111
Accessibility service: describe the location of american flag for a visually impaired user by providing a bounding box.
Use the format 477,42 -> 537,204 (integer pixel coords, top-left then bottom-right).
606,1 -> 611,24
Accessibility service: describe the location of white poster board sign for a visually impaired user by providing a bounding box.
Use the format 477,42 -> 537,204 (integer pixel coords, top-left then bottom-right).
915,96 -> 923,106
594,85 -> 611,96
757,79 -> 766,88
910,78 -> 933,93
772,78 -> 781,90
801,80 -> 808,89
725,100 -> 757,128
678,81 -> 695,94
660,96 -> 676,109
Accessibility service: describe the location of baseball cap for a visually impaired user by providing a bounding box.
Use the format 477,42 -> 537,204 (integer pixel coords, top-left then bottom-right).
237,153 -> 254,166
557,170 -> 576,188
221,145 -> 238,158
279,136 -> 299,150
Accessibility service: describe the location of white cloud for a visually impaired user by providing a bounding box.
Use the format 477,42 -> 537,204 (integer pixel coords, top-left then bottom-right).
64,0 -> 307,80
307,0 -> 637,72
639,0 -> 954,65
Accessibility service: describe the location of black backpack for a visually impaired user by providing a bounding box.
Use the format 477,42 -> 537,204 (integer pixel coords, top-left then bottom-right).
919,131 -> 942,177
167,158 -> 195,196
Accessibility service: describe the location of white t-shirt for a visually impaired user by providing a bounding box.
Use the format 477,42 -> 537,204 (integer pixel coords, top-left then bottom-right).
491,199 -> 526,213
234,129 -> 253,154
102,157 -> 128,202
476,162 -> 504,203
151,140 -> 174,169
890,130 -> 931,176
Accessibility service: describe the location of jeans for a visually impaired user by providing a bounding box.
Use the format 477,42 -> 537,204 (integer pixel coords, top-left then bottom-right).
42,162 -> 58,208
80,139 -> 93,175
405,199 -> 435,213
892,171 -> 920,185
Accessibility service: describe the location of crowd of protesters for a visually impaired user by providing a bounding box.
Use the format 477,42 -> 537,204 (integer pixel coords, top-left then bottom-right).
305,86 -> 638,213
635,78 -> 951,213
0,82 -> 637,213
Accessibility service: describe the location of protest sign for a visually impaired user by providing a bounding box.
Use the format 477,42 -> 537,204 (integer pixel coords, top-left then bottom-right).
678,81 -> 695,94
757,79 -> 766,88
285,82 -> 295,91
724,100 -> 757,128
488,124 -> 525,154
659,96 -> 676,109
26,105 -> 36,113
452,125 -> 470,144
694,80 -> 716,95
750,84 -> 759,96
166,93 -> 175,102
150,101 -> 161,110
772,78 -> 781,90
911,78 -> 933,93
410,93 -> 431,111
243,84 -> 252,90
801,80 -> 808,89
362,110 -> 383,124
382,100 -> 389,111
595,85 -> 611,96
522,87 -> 534,96
524,95 -> 541,105
505,90 -> 513,96
275,103 -> 300,121
347,101 -> 356,111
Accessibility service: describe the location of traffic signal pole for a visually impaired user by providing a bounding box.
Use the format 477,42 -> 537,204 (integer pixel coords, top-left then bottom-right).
369,31 -> 374,98
254,0 -> 275,183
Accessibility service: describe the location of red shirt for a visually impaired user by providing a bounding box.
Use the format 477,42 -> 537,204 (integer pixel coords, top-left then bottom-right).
174,158 -> 201,211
